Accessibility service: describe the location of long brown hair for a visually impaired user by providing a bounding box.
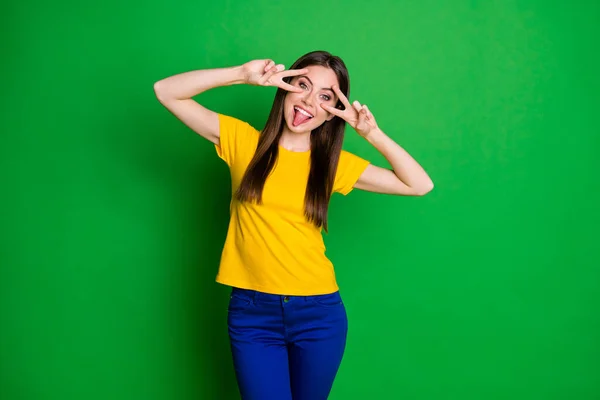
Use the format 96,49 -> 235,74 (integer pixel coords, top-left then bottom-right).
234,50 -> 350,232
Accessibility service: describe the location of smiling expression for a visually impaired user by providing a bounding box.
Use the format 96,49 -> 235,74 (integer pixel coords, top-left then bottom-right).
282,65 -> 340,134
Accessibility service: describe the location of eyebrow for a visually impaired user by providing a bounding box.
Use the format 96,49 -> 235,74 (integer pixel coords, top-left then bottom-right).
299,75 -> 334,93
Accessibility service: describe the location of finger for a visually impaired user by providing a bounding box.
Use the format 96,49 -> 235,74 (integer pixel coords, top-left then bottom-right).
363,104 -> 373,119
320,103 -> 344,118
258,67 -> 278,85
278,67 -> 309,78
331,84 -> 352,110
356,108 -> 369,129
264,59 -> 275,72
272,67 -> 306,92
277,80 -> 303,93
358,107 -> 367,121
352,100 -> 363,114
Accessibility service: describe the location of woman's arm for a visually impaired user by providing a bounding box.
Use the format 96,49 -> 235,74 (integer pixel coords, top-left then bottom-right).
321,85 -> 434,196
153,60 -> 306,145
355,128 -> 434,196
154,66 -> 246,144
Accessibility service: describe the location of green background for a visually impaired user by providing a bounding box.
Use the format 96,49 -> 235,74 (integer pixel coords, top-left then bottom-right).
2,0 -> 599,399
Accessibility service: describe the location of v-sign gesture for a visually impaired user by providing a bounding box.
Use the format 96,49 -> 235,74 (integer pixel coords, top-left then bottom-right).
321,85 -> 379,139
243,59 -> 308,93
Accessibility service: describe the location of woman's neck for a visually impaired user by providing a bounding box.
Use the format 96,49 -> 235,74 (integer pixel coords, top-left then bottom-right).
279,127 -> 311,152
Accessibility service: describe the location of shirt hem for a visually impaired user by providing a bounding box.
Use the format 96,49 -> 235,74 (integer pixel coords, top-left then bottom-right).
215,276 -> 340,296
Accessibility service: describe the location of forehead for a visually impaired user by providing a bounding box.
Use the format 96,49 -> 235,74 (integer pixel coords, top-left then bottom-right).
298,65 -> 338,88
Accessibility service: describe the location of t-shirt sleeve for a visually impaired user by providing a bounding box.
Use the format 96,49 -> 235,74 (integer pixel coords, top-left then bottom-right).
214,113 -> 259,167
333,150 -> 370,195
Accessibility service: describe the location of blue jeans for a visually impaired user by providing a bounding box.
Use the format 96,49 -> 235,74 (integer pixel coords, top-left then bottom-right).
227,287 -> 348,400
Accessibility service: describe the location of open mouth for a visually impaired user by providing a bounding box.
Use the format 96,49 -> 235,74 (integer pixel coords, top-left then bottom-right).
293,106 -> 314,127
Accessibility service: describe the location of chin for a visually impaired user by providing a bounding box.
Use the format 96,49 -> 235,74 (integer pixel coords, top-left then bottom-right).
286,121 -> 310,133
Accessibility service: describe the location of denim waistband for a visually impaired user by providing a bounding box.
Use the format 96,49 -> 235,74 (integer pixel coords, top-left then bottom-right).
231,287 -> 340,303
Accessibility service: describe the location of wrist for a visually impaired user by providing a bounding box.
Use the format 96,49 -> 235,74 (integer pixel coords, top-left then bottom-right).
364,127 -> 385,144
229,65 -> 248,85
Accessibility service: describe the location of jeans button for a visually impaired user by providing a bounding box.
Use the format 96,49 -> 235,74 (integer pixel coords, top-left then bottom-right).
283,296 -> 290,303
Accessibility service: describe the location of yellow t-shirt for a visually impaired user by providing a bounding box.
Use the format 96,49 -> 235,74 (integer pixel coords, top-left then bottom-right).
214,113 -> 370,295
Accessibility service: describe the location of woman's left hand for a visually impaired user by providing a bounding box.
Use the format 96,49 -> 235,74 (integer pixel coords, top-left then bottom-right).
321,85 -> 379,139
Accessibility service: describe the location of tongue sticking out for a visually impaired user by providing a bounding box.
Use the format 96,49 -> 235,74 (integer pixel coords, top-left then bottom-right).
293,109 -> 312,127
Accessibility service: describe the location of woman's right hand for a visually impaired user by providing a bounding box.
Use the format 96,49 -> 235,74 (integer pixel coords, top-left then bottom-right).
242,59 -> 308,93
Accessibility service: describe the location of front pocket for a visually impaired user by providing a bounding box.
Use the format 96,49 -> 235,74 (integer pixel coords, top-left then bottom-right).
311,292 -> 343,308
228,293 -> 253,314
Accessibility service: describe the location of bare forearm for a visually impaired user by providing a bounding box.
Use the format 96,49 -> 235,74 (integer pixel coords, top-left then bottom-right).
154,65 -> 246,100
365,128 -> 434,192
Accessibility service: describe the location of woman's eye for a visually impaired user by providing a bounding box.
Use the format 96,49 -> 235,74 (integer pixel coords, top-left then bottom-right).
321,95 -> 331,101
299,82 -> 308,89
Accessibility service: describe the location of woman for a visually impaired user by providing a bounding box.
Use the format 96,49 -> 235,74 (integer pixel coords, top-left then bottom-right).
154,50 -> 433,400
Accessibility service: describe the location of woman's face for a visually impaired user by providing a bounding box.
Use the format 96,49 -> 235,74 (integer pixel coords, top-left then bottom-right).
283,65 -> 340,134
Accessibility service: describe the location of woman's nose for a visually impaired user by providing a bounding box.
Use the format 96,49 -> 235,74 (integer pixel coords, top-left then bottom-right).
302,92 -> 314,106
